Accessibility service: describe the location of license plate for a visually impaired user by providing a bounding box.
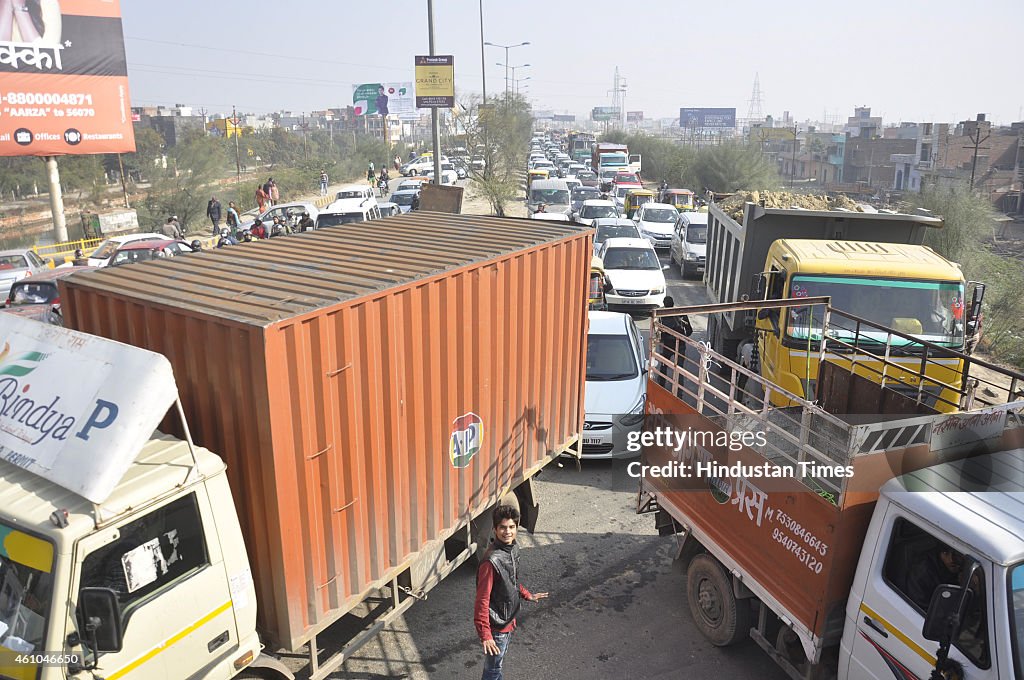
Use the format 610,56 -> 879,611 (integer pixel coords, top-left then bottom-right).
583,438 -> 603,445
623,298 -> 645,304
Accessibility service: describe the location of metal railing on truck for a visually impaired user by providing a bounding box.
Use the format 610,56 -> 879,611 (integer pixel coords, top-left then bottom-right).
649,297 -> 1024,503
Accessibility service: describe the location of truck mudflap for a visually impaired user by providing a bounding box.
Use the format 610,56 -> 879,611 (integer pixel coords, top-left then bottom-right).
637,300 -> 1024,663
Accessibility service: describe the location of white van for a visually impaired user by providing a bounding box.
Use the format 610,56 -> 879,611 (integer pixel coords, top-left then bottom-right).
669,211 -> 708,279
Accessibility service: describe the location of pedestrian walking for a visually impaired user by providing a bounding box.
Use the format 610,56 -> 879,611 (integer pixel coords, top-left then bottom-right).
319,169 -> 329,196
368,159 -> 375,174
255,184 -> 268,212
367,166 -> 376,185
393,154 -> 401,171
474,505 -> 548,680
269,178 -> 279,205
226,201 -> 241,234
206,196 -> 222,235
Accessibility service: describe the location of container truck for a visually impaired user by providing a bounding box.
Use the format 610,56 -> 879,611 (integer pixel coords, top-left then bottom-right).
704,200 -> 985,411
567,131 -> 596,164
0,213 -> 591,680
592,142 -> 628,173
640,298 -> 1024,680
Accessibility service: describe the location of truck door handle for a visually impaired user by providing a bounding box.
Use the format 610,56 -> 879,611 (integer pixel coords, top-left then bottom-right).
207,630 -> 230,653
862,616 -> 889,638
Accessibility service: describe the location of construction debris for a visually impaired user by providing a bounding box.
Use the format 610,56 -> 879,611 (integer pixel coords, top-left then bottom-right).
718,191 -> 864,220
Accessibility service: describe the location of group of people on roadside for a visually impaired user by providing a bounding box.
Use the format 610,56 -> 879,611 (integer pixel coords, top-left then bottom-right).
255,177 -> 279,212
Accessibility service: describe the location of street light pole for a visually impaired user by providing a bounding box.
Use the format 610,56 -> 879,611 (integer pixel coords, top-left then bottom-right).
427,0 -> 442,185
478,0 -> 486,105
484,41 -> 529,103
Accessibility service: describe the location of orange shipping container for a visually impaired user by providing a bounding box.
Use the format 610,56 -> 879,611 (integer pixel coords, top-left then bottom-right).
62,213 -> 591,651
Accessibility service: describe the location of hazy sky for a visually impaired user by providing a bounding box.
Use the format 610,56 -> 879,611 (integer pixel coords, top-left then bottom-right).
123,0 -> 1023,125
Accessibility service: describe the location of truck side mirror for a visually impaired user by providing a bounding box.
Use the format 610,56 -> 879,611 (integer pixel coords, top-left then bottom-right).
756,308 -> 781,337
922,558 -> 980,645
966,282 -> 985,327
752,273 -> 767,300
79,587 -> 125,653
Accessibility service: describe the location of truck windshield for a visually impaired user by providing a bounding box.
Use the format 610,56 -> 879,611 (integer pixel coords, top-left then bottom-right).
1010,562 -> 1024,678
0,522 -> 54,658
602,247 -> 660,271
786,276 -> 965,347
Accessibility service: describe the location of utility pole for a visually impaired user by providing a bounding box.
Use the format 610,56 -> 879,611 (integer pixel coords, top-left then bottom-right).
300,113 -> 310,161
964,124 -> 991,191
231,105 -> 241,183
44,157 -> 67,242
790,126 -> 798,188
427,0 -> 442,185
116,153 -> 130,208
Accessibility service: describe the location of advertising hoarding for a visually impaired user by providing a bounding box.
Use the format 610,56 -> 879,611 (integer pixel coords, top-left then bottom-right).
679,107 -> 737,128
627,111 -> 643,122
0,0 -> 135,156
415,55 -> 454,108
353,82 -> 414,117
552,114 -> 576,122
591,106 -> 620,121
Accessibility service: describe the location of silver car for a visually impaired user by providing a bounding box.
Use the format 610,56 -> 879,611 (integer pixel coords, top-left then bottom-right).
0,249 -> 49,301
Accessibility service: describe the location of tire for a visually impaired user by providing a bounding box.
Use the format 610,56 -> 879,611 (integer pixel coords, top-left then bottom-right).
409,169 -> 418,176
686,554 -> 752,646
681,262 -> 692,279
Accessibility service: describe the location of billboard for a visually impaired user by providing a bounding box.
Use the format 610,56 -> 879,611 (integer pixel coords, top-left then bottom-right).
415,55 -> 455,108
352,82 -> 414,117
0,0 -> 135,156
627,111 -> 643,123
591,106 -> 620,121
552,114 -> 576,122
680,107 -> 737,128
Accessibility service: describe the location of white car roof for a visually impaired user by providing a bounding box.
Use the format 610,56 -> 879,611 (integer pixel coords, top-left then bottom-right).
582,199 -> 615,207
529,212 -> 571,222
587,310 -> 631,334
594,218 -> 638,228
336,184 -> 372,193
602,237 -> 655,251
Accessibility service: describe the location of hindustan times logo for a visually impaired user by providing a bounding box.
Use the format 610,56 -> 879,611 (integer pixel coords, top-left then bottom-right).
626,426 -> 768,454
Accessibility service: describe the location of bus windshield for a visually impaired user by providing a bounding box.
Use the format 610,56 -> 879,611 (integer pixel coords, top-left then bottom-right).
786,276 -> 965,348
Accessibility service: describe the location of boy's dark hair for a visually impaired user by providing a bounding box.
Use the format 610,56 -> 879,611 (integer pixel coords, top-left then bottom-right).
492,504 -> 520,528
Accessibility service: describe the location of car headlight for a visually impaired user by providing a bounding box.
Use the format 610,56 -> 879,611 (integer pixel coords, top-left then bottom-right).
685,252 -> 697,260
651,288 -> 664,295
619,396 -> 646,427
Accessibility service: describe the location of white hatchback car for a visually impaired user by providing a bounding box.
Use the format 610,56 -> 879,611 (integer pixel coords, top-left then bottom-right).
582,311 -> 647,459
597,237 -> 667,312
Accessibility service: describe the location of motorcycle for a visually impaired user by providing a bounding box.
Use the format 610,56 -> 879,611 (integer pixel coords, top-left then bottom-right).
378,178 -> 389,197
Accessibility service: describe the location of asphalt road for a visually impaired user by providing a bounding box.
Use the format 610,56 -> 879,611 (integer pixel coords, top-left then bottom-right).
277,252 -> 787,680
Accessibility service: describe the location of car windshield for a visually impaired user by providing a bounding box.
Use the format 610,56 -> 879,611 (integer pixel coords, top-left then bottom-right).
530,189 -> 570,204
615,187 -> 630,198
786,276 -> 966,347
601,170 -> 619,179
586,333 -> 639,381
615,174 -> 639,183
597,225 -> 640,242
10,282 -> 58,305
581,205 -> 616,219
578,171 -> 597,180
641,208 -> 677,223
685,226 -> 707,243
318,213 -> 366,226
602,247 -> 660,270
573,188 -> 600,200
391,193 -> 416,205
0,522 -> 54,656
110,249 -> 162,266
0,255 -> 28,269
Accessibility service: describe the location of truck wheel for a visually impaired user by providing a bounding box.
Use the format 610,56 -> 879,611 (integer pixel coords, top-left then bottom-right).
686,554 -> 752,646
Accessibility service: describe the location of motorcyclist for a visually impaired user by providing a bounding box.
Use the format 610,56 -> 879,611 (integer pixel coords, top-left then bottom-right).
217,228 -> 238,248
378,168 -> 390,196
190,239 -> 203,251
250,219 -> 268,240
270,217 -> 287,237
297,212 -> 315,233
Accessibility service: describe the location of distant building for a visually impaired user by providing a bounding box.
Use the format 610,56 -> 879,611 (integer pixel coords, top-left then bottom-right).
845,106 -> 882,139
132,105 -> 205,147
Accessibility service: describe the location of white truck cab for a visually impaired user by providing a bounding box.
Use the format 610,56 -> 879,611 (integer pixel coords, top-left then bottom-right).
0,315 -> 286,680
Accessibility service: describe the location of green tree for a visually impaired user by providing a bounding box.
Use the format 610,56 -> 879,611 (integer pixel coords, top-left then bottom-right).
454,92 -> 533,215
138,131 -> 231,233
694,142 -> 780,193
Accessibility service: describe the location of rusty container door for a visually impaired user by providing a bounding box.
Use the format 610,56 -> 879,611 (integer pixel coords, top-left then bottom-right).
61,214 -> 591,650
